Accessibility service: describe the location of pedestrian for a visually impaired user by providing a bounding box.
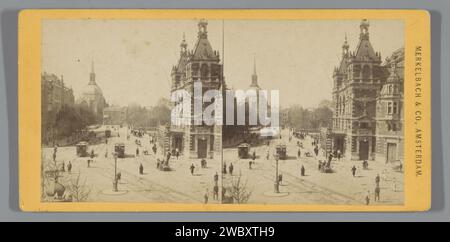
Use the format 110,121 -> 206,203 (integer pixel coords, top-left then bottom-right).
213,185 -> 219,200
351,165 -> 357,177
166,151 -> 171,162
87,159 -> 91,168
204,190 -> 209,204
374,186 -> 381,202
61,161 -> 65,172
116,172 -> 121,181
298,148 -> 301,158
252,151 -> 256,161
214,172 -> 219,185
314,145 -> 319,157
223,163 -> 227,174
375,174 -> 381,187
318,160 -> 322,171
190,163 -> 195,175
91,149 -> 95,159
53,152 -> 56,162
327,153 -> 333,167
249,160 -> 252,169
278,173 -> 283,184
399,162 -> 403,172
136,147 -> 139,156
337,149 -> 341,161
365,190 -> 370,205
229,162 -> 234,175
106,138 -> 108,145
67,161 -> 72,173
139,163 -> 144,175
301,165 -> 305,176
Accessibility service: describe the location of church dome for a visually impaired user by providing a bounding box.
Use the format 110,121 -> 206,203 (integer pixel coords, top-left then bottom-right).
83,80 -> 103,96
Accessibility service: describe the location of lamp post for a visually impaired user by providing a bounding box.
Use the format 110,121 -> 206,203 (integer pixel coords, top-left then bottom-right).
274,154 -> 279,193
113,152 -> 118,192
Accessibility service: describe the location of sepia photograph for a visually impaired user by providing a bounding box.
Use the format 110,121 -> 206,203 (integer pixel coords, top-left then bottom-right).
40,18 -> 404,205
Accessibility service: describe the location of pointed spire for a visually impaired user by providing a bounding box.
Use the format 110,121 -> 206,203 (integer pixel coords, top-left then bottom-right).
342,33 -> 349,55
251,54 -> 259,88
253,54 -> 257,75
89,60 -> 96,84
180,32 -> 187,54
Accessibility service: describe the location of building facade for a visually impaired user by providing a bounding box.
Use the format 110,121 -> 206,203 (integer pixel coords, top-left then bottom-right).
169,20 -> 223,159
103,106 -> 127,125
331,19 -> 404,163
77,62 -> 107,123
41,72 -> 75,143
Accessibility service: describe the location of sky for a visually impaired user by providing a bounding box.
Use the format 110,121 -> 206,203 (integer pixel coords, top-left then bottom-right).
42,19 -> 403,108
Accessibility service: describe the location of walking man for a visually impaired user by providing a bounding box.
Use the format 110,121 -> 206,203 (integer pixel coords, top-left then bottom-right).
190,163 -> 195,175
314,145 -> 319,157
213,185 -> 219,200
375,174 -> 381,187
67,161 -> 72,173
136,147 -> 139,156
298,148 -> 301,158
301,165 -> 305,176
204,189 -> 209,204
214,172 -> 219,185
229,163 -> 234,175
365,190 -> 371,205
351,165 -> 357,177
139,163 -> 144,175
374,186 -> 381,202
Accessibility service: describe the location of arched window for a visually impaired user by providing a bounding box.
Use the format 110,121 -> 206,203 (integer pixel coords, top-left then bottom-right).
362,65 -> 371,80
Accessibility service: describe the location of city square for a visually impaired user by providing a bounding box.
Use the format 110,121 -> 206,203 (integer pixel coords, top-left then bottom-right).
40,18 -> 404,205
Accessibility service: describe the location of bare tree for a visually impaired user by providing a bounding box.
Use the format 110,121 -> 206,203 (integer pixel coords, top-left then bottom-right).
67,173 -> 91,202
228,173 -> 252,204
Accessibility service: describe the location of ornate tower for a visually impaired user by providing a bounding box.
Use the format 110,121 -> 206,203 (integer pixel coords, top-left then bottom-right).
169,19 -> 223,159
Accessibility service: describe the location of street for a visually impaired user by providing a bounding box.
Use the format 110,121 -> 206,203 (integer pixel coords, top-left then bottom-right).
42,125 -> 222,203
222,128 -> 404,205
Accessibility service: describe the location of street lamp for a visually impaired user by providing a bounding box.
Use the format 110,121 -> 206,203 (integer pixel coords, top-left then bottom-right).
274,154 -> 279,193
113,152 -> 118,192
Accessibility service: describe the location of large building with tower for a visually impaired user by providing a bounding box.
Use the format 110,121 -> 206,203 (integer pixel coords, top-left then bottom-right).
168,20 -> 223,159
77,62 -> 107,123
330,19 -> 404,163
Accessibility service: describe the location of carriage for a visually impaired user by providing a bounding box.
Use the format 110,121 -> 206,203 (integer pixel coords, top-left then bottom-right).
76,142 -> 89,157
114,143 -> 125,158
275,144 -> 287,160
237,143 -> 250,159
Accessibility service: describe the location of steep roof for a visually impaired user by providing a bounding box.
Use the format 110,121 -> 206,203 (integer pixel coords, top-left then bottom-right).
354,38 -> 378,62
192,37 -> 217,60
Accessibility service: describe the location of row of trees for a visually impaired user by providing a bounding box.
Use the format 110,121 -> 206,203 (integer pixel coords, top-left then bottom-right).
281,100 -> 333,131
125,98 -> 171,128
42,104 -> 98,143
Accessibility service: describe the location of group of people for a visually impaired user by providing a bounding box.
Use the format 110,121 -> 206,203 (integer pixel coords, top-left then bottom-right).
223,162 -> 234,175
365,174 -> 382,205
